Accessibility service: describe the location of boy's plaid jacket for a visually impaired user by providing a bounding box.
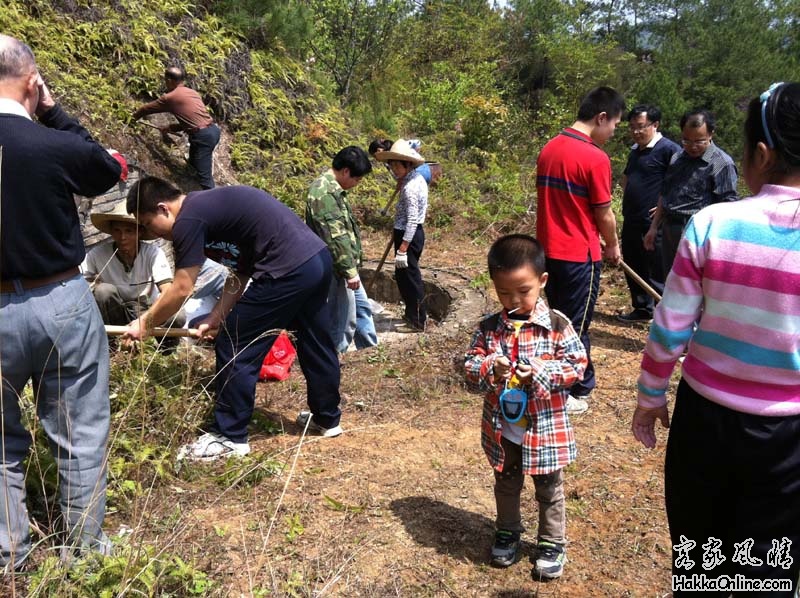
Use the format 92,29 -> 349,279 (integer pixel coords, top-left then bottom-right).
464,298 -> 587,475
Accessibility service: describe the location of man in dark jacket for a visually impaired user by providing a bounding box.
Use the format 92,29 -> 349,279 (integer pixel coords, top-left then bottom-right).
618,105 -> 681,322
0,34 -> 122,570
124,177 -> 344,462
643,109 -> 738,272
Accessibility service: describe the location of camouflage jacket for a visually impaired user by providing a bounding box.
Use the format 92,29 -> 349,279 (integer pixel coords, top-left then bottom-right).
305,170 -> 363,280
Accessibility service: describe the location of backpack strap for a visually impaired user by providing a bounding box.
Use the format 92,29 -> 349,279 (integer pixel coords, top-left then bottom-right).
479,312 -> 501,334
549,309 -> 569,334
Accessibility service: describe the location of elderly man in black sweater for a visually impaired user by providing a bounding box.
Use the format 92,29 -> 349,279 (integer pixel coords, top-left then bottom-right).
0,34 -> 122,570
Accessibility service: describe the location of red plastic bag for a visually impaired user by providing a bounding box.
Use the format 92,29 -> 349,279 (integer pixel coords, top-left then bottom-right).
259,331 -> 296,381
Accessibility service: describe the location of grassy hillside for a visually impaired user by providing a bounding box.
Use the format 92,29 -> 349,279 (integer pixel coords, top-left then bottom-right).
0,0 -> 531,228
1,0 -> 354,207
0,4 -> 701,596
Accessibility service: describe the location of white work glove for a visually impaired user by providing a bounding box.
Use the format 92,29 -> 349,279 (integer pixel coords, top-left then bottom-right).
395,251 -> 409,269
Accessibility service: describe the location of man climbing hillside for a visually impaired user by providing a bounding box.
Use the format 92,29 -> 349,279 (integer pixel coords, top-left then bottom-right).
133,66 -> 220,189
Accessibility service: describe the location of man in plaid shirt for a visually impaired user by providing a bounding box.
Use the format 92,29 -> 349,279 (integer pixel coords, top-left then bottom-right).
465,234 -> 587,580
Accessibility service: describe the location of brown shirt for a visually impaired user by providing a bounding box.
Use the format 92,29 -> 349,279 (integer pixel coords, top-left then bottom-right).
133,84 -> 212,131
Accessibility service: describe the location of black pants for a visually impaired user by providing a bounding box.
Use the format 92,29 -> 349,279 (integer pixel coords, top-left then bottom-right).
661,216 -> 690,275
393,226 -> 426,328
213,249 -> 341,440
544,256 -> 601,396
665,379 -> 800,596
621,220 -> 665,313
189,124 -> 221,189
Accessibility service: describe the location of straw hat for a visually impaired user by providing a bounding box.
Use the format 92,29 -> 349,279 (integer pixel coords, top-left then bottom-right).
90,202 -> 157,240
374,138 -> 425,166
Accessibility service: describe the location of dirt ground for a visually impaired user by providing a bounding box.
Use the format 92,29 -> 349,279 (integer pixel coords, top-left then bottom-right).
3,228 -> 675,597
142,229 -> 675,597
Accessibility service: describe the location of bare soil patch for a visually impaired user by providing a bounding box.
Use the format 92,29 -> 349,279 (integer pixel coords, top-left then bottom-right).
1,228 -> 672,597
129,228 -> 674,597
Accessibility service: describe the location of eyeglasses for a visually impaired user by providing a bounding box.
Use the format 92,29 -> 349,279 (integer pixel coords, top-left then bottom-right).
760,82 -> 785,148
681,138 -> 711,148
629,123 -> 654,133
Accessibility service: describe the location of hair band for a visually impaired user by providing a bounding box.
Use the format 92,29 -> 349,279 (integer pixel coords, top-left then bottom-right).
760,82 -> 785,148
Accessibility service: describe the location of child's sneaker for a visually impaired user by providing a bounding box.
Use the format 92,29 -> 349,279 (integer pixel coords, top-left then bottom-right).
533,541 -> 567,579
296,411 -> 343,438
490,530 -> 521,567
177,432 -> 250,461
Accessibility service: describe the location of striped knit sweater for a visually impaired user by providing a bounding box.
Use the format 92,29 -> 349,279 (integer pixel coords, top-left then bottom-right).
637,184 -> 800,416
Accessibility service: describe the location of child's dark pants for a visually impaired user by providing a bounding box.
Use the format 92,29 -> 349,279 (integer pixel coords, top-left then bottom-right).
495,437 -> 566,544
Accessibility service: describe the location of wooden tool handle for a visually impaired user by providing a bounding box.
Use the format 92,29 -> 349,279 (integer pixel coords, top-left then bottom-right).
104,325 -> 200,338
366,236 -> 395,295
618,259 -> 662,303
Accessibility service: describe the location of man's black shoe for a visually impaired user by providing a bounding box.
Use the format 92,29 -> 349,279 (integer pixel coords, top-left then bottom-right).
616,309 -> 652,323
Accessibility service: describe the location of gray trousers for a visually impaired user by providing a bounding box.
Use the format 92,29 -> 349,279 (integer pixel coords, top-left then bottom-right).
0,275 -> 111,568
494,437 -> 566,544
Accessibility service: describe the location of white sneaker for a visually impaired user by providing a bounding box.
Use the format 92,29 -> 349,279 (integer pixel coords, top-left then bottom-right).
566,395 -> 589,415
296,411 -> 343,438
176,432 -> 250,461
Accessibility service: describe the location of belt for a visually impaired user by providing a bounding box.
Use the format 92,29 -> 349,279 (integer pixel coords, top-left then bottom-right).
188,122 -> 215,135
0,266 -> 80,293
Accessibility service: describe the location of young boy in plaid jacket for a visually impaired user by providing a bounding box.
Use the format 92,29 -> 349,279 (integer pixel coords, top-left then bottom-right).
465,234 -> 587,579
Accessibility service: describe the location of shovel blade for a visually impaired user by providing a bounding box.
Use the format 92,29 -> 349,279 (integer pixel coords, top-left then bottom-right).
368,298 -> 385,314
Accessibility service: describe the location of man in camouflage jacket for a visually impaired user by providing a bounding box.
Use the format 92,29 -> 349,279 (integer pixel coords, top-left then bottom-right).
305,146 -> 378,352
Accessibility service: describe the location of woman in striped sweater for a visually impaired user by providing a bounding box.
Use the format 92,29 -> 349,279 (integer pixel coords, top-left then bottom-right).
632,83 -> 800,594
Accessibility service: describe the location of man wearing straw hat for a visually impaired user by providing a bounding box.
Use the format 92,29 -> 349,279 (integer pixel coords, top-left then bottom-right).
83,203 -> 185,329
0,34 -> 122,570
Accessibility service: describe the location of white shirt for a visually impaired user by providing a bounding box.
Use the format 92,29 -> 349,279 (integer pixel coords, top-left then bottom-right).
82,240 -> 173,303
0,98 -> 31,120
631,131 -> 663,151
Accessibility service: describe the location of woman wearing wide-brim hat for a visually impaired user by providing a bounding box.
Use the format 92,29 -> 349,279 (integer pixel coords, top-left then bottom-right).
369,138 -> 442,186
375,138 -> 428,331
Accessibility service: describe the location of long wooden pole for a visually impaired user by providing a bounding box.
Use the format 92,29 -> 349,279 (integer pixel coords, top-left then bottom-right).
105,325 -> 199,338
600,237 -> 663,303
619,259 -> 662,302
136,119 -> 162,131
367,187 -> 402,295
379,187 -> 400,216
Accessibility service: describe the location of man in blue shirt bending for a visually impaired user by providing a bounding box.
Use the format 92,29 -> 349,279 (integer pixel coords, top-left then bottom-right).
124,177 -> 344,462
